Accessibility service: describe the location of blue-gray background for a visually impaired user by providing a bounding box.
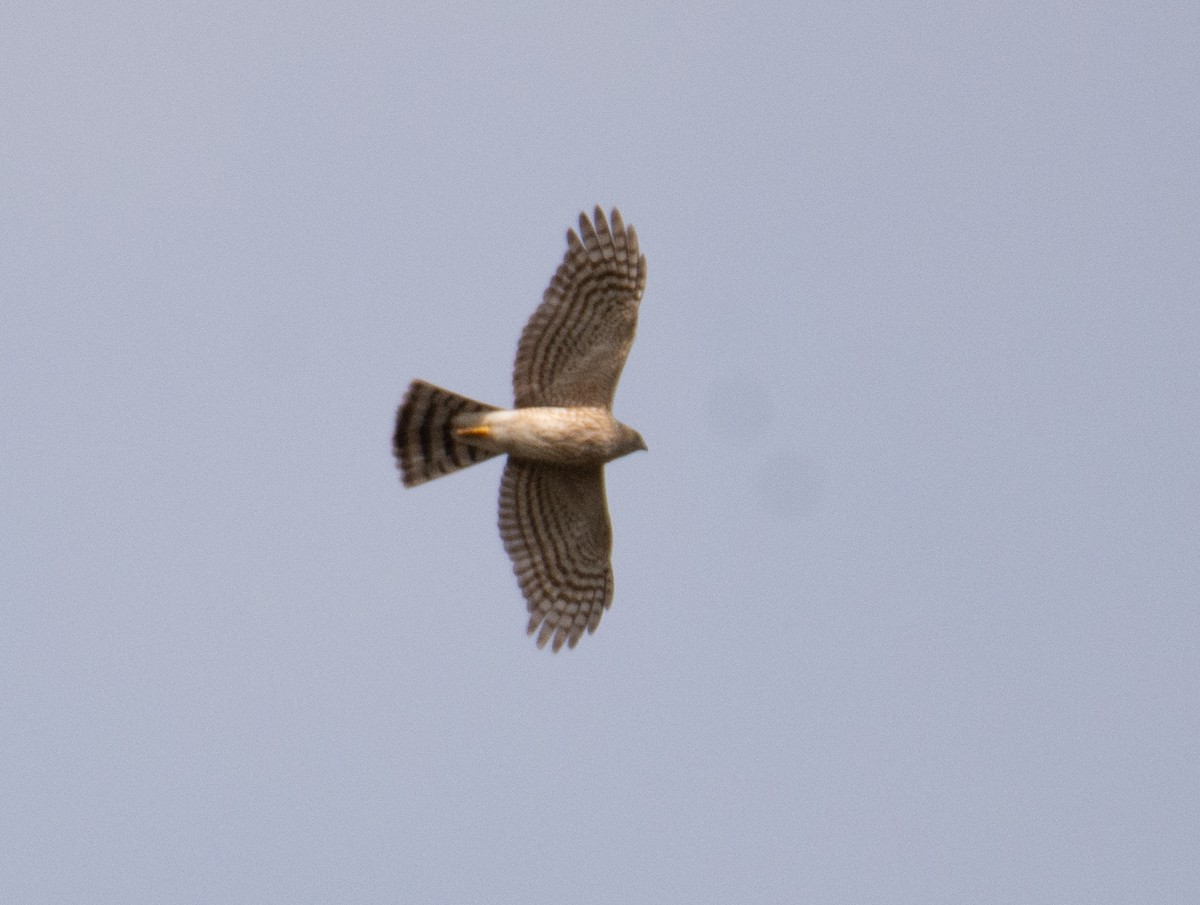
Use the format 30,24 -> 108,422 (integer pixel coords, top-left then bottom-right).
3,3 -> 1197,902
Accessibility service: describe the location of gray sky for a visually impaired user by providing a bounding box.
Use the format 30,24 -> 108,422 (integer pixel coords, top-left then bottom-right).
3,3 -> 1198,902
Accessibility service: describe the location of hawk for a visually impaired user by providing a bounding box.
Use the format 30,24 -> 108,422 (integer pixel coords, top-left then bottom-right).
393,207 -> 647,651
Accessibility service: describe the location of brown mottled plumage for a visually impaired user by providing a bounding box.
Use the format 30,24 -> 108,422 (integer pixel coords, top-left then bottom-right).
393,207 -> 647,651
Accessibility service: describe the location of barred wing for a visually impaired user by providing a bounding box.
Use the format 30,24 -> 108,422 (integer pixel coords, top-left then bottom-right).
512,206 -> 646,408
498,459 -> 614,651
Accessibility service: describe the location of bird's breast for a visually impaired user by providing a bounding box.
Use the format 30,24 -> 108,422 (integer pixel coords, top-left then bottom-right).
456,407 -> 625,465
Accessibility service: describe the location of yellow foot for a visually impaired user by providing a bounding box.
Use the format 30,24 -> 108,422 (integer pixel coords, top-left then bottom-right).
454,425 -> 491,439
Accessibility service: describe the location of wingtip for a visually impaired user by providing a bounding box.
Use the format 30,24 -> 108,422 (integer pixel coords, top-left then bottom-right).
578,209 -> 599,245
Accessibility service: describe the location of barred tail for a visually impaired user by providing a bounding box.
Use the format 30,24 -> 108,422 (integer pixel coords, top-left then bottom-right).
393,380 -> 501,487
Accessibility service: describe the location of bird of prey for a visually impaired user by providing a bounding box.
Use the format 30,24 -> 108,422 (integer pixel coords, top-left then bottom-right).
393,206 -> 647,651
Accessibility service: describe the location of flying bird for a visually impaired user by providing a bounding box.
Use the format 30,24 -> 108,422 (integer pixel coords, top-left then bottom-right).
393,207 -> 647,651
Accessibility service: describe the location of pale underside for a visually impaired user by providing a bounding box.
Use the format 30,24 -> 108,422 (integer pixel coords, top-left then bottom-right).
453,406 -> 640,466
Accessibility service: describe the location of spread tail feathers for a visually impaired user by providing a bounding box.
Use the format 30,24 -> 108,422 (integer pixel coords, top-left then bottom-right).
393,380 -> 501,487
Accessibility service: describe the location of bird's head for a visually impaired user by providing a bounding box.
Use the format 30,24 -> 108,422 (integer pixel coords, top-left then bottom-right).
615,421 -> 647,457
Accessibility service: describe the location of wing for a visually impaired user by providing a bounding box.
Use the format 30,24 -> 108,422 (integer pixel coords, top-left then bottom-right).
512,206 -> 647,408
498,459 -> 614,651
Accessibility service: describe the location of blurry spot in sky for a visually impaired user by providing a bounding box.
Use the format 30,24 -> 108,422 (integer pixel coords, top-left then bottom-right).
705,375 -> 772,441
752,448 -> 824,519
